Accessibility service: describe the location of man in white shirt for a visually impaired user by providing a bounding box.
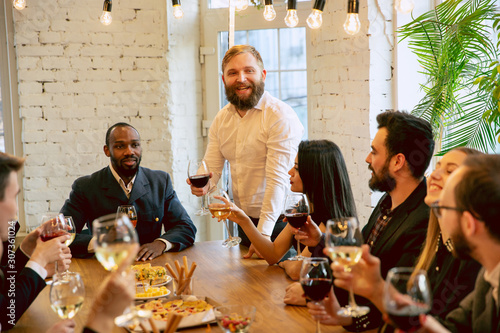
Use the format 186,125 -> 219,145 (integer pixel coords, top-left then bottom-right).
189,45 -> 303,257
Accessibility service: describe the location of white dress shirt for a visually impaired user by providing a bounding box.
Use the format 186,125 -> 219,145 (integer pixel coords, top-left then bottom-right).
484,261 -> 500,306
204,91 -> 304,236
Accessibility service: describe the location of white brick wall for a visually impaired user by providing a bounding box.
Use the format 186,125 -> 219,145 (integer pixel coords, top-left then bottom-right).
11,0 -> 394,237
13,0 -> 203,235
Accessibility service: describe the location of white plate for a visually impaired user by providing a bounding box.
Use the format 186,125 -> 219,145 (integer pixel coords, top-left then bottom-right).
151,275 -> 172,287
135,288 -> 171,301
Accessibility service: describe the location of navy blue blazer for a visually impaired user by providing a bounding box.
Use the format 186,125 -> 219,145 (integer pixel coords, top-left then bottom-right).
61,166 -> 196,256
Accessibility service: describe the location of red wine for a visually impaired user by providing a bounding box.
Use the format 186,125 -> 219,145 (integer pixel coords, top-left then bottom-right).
301,278 -> 332,301
285,213 -> 308,228
387,306 -> 429,331
189,174 -> 210,188
41,230 -> 69,242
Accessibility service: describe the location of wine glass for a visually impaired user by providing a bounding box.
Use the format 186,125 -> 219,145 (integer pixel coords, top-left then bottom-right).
283,193 -> 310,261
207,188 -> 241,248
188,159 -> 211,216
325,217 -> 370,317
93,213 -> 151,327
40,213 -> 71,274
300,257 -> 333,333
117,205 -> 138,228
59,216 -> 76,276
384,267 -> 432,331
49,272 -> 85,319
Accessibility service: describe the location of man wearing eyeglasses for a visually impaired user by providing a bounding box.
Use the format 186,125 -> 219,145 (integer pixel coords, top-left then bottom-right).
415,154 -> 500,332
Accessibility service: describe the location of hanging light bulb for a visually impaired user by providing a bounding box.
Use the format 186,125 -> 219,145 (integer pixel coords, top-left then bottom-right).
172,0 -> 184,19
235,0 -> 249,12
12,0 -> 26,10
100,0 -> 112,26
344,0 -> 360,35
284,0 -> 299,28
306,0 -> 325,29
263,0 -> 276,21
394,0 -> 414,14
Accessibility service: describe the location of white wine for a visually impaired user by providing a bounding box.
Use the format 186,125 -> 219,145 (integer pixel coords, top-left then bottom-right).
209,207 -> 231,219
95,243 -> 135,271
65,233 -> 76,246
328,246 -> 362,269
51,296 -> 84,319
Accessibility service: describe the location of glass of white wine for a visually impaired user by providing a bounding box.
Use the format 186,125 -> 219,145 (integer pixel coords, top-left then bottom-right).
93,213 -> 151,327
325,217 -> 370,317
207,188 -> 241,248
59,216 -> 76,277
50,272 -> 85,320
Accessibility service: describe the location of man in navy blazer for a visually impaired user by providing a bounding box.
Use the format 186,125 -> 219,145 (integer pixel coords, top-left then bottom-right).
61,122 -> 196,260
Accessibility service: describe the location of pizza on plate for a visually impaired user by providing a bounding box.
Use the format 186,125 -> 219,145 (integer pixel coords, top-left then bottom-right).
132,263 -> 169,285
135,298 -> 213,321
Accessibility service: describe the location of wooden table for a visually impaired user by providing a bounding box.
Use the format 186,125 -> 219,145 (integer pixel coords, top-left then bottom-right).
12,241 -> 359,333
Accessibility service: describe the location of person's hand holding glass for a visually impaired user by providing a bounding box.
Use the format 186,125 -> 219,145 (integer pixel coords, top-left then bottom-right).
187,159 -> 211,216
284,193 -> 309,261
93,213 -> 151,327
325,217 -> 370,317
40,213 -> 73,275
207,188 -> 241,248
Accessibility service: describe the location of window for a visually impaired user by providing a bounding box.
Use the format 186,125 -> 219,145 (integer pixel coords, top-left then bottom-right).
219,28 -> 308,135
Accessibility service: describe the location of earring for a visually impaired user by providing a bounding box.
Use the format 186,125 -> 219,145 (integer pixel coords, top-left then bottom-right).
444,238 -> 454,252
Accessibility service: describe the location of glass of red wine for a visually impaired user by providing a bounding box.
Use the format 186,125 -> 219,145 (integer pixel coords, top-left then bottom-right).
40,213 -> 70,274
300,257 -> 333,333
117,205 -> 138,228
188,159 -> 211,216
284,193 -> 309,261
383,267 -> 432,332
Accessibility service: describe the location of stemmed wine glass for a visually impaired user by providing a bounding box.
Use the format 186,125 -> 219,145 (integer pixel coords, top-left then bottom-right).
117,205 -> 138,228
300,257 -> 333,333
283,193 -> 309,261
93,213 -> 151,327
50,272 -> 85,320
40,213 -> 71,274
325,217 -> 370,317
59,216 -> 76,276
188,159 -> 211,216
207,188 -> 241,248
384,267 -> 432,331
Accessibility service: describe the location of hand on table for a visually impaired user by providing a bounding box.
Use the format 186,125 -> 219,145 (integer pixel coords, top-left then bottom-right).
137,240 -> 166,261
278,260 -> 301,281
307,288 -> 353,326
47,319 -> 75,333
289,216 -> 322,248
243,242 -> 265,259
30,234 -> 70,268
86,243 -> 138,333
283,282 -> 307,306
187,172 -> 213,196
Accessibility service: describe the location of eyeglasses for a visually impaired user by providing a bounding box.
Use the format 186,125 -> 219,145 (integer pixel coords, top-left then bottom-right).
430,202 -> 463,219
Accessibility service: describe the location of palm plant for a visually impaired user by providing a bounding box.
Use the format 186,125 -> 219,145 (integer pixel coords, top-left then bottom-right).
398,0 -> 499,154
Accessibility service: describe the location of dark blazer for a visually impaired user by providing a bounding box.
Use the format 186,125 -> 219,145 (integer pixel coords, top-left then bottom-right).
61,166 -> 196,256
444,268 -> 500,332
362,179 -> 430,277
341,179 -> 430,331
1,251 -> 46,330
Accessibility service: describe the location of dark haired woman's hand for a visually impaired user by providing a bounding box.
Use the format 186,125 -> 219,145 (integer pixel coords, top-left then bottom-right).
291,216 -> 322,247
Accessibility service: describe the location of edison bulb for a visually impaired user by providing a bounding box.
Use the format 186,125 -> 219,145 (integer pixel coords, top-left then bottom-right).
173,4 -> 184,19
306,9 -> 323,29
395,0 -> 414,14
13,0 -> 26,10
100,11 -> 112,25
284,9 -> 299,28
343,13 -> 360,35
263,5 -> 276,21
235,0 -> 249,11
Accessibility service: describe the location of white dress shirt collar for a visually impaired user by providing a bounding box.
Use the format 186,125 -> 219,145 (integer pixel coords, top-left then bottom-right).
484,261 -> 500,306
109,163 -> 136,198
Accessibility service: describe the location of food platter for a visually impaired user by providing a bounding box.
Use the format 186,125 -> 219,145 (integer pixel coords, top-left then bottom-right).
135,288 -> 171,301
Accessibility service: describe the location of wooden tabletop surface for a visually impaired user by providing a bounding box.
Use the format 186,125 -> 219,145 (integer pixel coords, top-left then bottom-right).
11,241 -> 364,333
